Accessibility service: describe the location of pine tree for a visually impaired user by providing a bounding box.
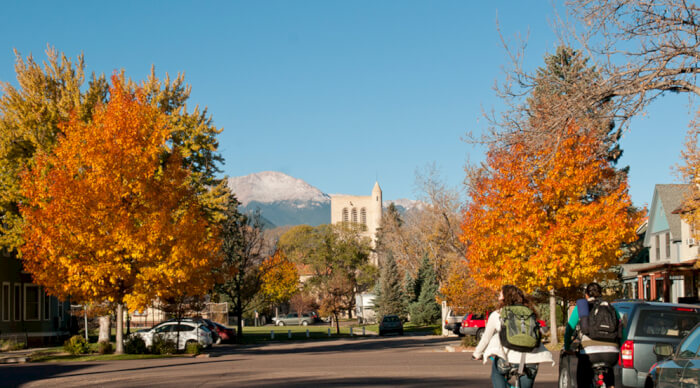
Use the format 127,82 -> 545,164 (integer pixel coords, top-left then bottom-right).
408,256 -> 440,325
374,253 -> 406,320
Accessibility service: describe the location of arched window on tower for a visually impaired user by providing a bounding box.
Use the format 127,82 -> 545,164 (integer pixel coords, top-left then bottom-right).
342,208 -> 349,223
351,208 -> 358,223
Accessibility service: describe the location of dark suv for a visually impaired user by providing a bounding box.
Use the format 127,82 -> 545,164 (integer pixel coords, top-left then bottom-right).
612,301 -> 700,387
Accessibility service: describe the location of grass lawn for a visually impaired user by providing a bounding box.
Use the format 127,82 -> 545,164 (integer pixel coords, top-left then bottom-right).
353,322 -> 441,335
239,321 -> 441,344
27,343 -> 195,363
240,324 -> 372,344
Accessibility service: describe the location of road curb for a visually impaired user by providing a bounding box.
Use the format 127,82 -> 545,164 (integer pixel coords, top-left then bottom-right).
0,356 -> 27,364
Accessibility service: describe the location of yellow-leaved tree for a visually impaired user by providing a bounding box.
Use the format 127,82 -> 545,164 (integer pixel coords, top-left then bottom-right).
20,75 -> 221,353
259,250 -> 299,306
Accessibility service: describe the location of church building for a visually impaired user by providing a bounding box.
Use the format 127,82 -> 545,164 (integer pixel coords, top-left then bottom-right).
330,182 -> 383,264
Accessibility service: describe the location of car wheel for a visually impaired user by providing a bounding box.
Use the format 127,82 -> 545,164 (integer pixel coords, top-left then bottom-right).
558,365 -> 570,388
399,330 -> 404,336
379,330 -> 383,336
302,321 -> 308,326
476,328 -> 484,341
644,378 -> 655,388
277,321 -> 284,326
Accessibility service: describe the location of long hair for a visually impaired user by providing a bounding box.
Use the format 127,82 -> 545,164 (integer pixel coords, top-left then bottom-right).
500,285 -> 539,319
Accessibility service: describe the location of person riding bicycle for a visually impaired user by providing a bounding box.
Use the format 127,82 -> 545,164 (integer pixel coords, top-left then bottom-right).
564,282 -> 621,387
472,285 -> 554,388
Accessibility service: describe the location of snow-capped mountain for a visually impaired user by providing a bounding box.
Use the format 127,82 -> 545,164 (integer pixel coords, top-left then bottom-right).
226,171 -> 421,228
385,198 -> 425,212
227,171 -> 330,206
227,172 -> 331,227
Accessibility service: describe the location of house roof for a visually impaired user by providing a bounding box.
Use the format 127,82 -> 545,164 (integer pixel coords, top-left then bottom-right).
645,184 -> 690,245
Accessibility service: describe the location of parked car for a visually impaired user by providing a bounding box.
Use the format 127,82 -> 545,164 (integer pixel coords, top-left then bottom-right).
275,312 -> 315,326
612,301 -> 700,388
158,317 -> 222,344
646,322 -> 700,388
444,308 -> 462,334
459,311 -> 548,340
210,321 -> 236,343
379,315 -> 404,336
459,312 -> 487,339
132,321 -> 213,350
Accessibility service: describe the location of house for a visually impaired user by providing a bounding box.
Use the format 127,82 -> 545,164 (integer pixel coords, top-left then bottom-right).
622,184 -> 699,303
0,250 -> 73,346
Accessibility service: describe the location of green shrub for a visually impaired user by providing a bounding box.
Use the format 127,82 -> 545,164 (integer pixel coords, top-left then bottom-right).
124,335 -> 148,354
536,303 -> 564,327
63,335 -> 90,355
151,334 -> 177,355
461,335 -> 478,347
98,341 -> 114,355
0,339 -> 25,352
185,341 -> 202,355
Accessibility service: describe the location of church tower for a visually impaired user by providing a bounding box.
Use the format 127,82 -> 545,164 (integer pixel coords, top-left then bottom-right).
330,182 -> 384,264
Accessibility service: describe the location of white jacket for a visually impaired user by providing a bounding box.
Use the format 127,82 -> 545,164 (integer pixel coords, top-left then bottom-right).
473,310 -> 555,365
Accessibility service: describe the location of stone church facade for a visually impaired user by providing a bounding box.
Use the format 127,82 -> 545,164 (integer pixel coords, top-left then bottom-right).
330,182 -> 383,264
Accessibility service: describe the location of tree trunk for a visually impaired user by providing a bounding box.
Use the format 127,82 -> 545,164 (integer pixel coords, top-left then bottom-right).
235,300 -> 243,344
98,315 -> 111,343
115,303 -> 124,354
549,289 -> 558,346
334,312 -> 340,334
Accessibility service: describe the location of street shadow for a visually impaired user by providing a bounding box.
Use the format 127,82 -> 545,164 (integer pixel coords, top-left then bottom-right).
209,336 -> 459,357
0,358 -> 240,388
225,375 -> 558,387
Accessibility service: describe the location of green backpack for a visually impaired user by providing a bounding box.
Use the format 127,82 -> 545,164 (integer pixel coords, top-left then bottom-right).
499,305 -> 541,352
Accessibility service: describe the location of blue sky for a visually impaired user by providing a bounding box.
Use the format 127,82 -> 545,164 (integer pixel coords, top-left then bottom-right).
0,1 -> 695,208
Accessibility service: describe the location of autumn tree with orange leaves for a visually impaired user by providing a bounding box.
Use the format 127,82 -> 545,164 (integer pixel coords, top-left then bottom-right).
20,76 -> 221,353
462,123 -> 642,344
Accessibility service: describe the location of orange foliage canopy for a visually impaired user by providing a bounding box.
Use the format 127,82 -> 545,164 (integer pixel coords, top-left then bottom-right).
259,250 -> 299,304
440,259 -> 499,314
462,123 -> 643,293
19,75 -> 221,310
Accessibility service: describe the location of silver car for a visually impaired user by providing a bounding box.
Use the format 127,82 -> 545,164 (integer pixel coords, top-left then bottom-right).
133,321 -> 213,350
613,301 -> 699,387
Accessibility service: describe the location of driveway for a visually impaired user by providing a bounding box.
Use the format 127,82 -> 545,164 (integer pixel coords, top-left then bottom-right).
1,336 -> 559,387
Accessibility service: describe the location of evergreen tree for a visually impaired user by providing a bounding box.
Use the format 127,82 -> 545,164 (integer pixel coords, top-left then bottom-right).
408,258 -> 440,325
373,253 -> 406,320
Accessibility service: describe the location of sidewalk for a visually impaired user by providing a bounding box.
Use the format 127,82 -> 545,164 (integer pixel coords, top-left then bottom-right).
0,347 -> 48,364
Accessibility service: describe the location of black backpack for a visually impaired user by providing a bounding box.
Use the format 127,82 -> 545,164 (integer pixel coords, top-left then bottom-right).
584,299 -> 619,342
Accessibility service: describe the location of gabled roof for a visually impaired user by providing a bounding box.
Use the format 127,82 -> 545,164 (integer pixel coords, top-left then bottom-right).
644,184 -> 691,246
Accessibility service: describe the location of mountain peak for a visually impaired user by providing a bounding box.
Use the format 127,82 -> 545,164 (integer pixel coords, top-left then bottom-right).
227,171 -> 330,206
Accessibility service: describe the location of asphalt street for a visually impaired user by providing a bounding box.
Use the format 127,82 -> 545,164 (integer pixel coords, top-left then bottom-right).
0,336 -> 559,387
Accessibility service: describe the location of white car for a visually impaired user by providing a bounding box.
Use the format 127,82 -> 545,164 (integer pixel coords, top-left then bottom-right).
133,321 -> 213,350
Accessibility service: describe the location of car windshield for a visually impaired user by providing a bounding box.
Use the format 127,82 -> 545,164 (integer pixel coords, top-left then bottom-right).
636,310 -> 700,338
198,325 -> 211,332
383,316 -> 399,322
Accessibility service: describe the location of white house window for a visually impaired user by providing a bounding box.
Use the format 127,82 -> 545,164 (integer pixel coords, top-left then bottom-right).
13,284 -> 21,321
655,235 -> 660,261
351,208 -> 358,223
2,283 -> 9,321
665,232 -> 671,258
342,208 -> 349,223
361,208 -> 367,225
